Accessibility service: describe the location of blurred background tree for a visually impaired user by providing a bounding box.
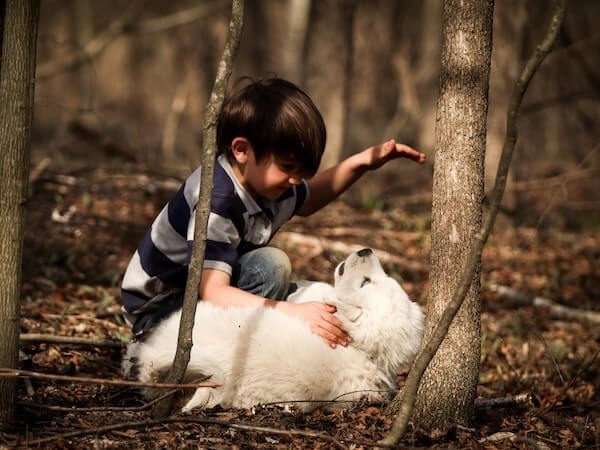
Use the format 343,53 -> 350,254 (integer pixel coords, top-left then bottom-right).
32,0 -> 599,228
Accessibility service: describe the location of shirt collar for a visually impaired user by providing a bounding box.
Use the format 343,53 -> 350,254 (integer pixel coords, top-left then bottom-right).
218,154 -> 263,215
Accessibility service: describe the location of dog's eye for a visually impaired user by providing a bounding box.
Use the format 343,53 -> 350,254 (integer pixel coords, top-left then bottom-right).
338,262 -> 345,276
360,277 -> 371,288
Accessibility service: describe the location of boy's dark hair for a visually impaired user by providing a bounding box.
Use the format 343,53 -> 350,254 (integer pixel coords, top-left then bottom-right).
216,78 -> 326,177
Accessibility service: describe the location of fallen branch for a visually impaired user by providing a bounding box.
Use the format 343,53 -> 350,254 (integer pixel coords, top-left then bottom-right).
474,393 -> 531,409
19,416 -> 383,449
488,284 -> 600,325
18,389 -> 177,413
479,431 -> 550,450
276,231 -> 428,273
379,0 -> 569,445
20,333 -> 125,348
0,368 -> 218,390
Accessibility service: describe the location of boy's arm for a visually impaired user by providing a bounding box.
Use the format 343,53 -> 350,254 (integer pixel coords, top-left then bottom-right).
200,269 -> 351,348
297,140 -> 425,216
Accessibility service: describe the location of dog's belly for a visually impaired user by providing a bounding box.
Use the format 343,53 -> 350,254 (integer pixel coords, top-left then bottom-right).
136,302 -> 388,410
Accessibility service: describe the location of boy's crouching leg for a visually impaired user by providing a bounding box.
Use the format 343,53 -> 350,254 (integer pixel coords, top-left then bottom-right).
233,247 -> 292,300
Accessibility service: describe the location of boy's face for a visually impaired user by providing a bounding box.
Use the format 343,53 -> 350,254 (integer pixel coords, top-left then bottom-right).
232,138 -> 304,200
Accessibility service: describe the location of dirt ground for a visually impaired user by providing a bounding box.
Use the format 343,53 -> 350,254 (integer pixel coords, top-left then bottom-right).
2,146 -> 599,448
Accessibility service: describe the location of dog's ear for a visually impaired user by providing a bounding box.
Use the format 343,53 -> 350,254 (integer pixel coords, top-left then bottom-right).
330,300 -> 363,322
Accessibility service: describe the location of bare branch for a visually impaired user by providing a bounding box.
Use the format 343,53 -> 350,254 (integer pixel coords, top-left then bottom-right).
475,393 -> 531,409
379,0 -> 569,445
132,0 -> 229,34
20,333 -> 125,348
489,284 -> 600,325
18,389 -> 177,412
152,0 -> 245,419
0,368 -> 218,389
36,1 -> 144,80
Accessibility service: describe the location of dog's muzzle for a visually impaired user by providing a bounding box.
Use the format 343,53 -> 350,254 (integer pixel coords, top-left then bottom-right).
357,248 -> 373,257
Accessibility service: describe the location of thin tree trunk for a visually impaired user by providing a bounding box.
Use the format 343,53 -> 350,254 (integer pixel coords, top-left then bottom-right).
0,0 -> 40,425
380,0 -> 568,443
280,0 -> 310,84
303,0 -> 356,169
152,0 -> 244,419
388,0 -> 495,431
71,0 -> 94,113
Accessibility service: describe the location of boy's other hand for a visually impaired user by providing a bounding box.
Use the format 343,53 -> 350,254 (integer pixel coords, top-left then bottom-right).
283,302 -> 351,348
362,139 -> 426,171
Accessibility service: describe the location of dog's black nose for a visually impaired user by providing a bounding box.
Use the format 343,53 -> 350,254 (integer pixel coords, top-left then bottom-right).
357,248 -> 372,257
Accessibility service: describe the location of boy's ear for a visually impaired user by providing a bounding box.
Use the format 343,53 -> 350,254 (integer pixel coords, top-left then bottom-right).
231,137 -> 252,164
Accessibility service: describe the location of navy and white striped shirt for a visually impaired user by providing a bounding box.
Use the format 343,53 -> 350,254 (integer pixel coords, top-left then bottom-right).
121,154 -> 309,332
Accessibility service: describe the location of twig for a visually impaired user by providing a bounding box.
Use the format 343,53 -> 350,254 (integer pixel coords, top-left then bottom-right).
20,333 -> 125,348
0,368 -> 218,389
379,0 -> 569,445
132,0 -> 228,34
488,284 -> 600,325
153,0 -> 244,419
474,393 -> 531,409
36,1 -> 145,80
28,157 -> 51,184
19,416 -> 378,449
479,431 -> 550,450
18,389 -> 177,413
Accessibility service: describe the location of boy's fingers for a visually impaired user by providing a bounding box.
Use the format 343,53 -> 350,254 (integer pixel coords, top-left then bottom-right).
312,326 -> 338,347
317,319 -> 350,343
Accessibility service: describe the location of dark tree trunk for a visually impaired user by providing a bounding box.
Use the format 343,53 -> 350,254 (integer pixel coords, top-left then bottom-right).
0,0 -> 40,425
411,0 -> 494,431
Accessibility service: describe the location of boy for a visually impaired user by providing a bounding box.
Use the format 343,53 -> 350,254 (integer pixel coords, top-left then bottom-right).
121,78 -> 425,349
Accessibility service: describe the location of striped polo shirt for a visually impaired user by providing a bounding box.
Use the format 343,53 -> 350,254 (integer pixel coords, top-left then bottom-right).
121,154 -> 309,332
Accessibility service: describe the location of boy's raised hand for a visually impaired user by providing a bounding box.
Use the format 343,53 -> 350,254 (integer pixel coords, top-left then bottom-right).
283,301 -> 351,348
362,139 -> 426,171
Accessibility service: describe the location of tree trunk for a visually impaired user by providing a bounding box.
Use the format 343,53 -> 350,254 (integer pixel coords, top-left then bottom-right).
71,0 -> 94,113
0,0 -> 40,425
411,0 -> 494,431
303,0 -> 356,169
152,0 -> 245,419
280,0 -> 311,84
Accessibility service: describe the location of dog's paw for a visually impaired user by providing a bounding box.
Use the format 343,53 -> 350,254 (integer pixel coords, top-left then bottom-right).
181,388 -> 214,414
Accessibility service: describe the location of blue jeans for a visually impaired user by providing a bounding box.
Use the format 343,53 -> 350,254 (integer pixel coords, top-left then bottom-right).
231,247 -> 292,300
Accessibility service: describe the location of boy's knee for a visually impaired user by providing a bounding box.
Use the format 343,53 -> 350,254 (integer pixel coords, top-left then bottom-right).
234,247 -> 291,300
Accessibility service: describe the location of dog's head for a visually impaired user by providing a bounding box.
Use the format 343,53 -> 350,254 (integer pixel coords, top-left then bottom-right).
331,248 -> 424,373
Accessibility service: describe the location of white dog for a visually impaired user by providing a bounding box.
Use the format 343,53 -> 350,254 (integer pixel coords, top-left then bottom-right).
123,248 -> 424,412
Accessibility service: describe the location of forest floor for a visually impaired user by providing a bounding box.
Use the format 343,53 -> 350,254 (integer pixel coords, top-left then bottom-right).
2,145 -> 599,449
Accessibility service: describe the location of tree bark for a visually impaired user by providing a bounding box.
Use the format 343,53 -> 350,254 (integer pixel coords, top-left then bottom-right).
381,0 -> 568,443
403,0 -> 494,432
152,0 -> 244,419
303,0 -> 356,169
0,0 -> 40,425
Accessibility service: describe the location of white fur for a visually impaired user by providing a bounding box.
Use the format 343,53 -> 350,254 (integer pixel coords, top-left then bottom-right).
123,249 -> 424,412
